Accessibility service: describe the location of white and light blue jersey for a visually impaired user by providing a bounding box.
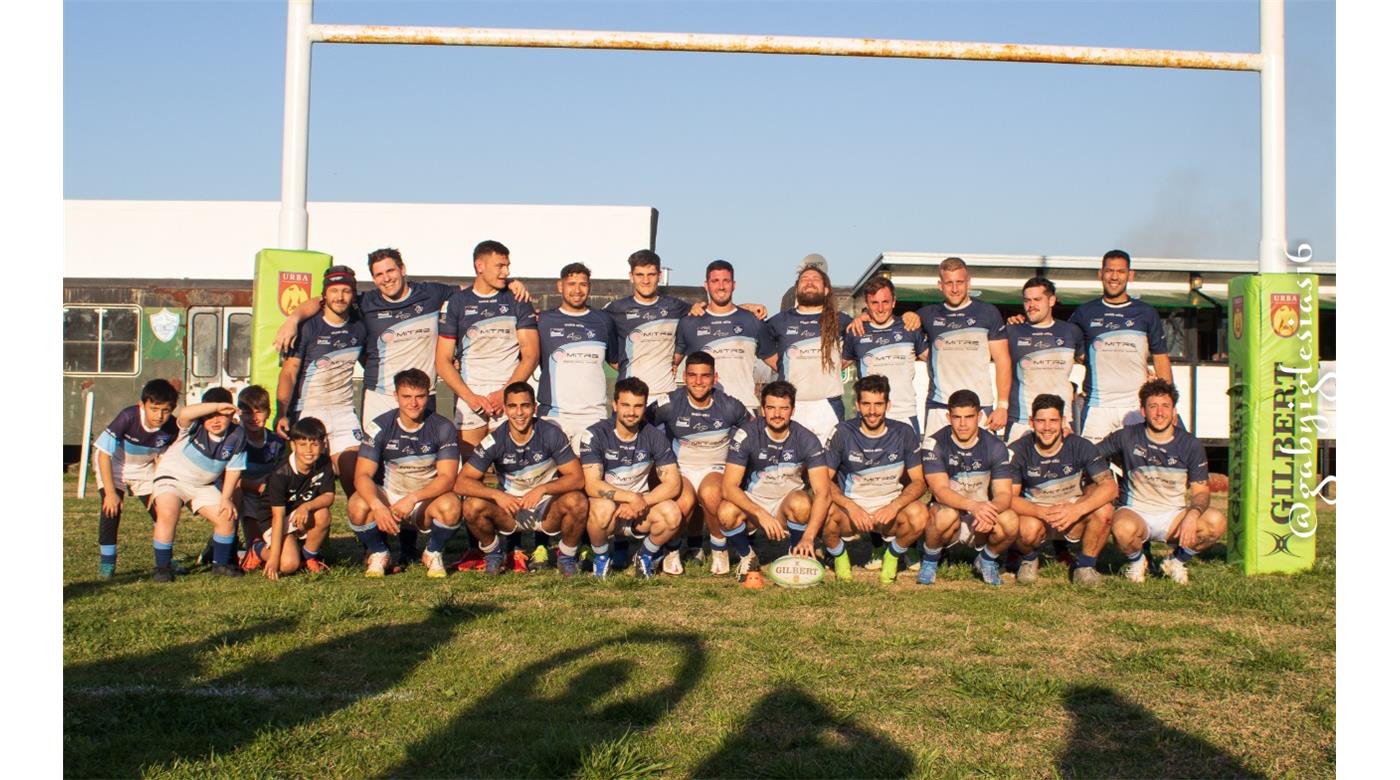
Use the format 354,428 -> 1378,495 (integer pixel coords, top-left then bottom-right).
916,299 -> 1007,408
726,419 -> 827,505
359,281 -> 457,394
922,426 -> 1013,502
647,386 -> 751,470
439,288 -> 538,394
287,314 -> 366,412
1008,433 -> 1109,506
92,405 -> 179,491
578,420 -> 677,494
842,319 -> 927,423
674,307 -> 773,410
468,420 -> 577,497
1097,423 -> 1208,513
605,295 -> 690,399
761,309 -> 853,402
537,307 -> 617,420
826,418 -> 921,507
1005,319 -> 1084,425
153,419 -> 249,488
358,411 -> 459,497
1069,298 -> 1168,409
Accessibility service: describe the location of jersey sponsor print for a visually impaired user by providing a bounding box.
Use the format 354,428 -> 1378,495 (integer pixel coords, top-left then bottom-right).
674,307 -> 773,410
578,420 -> 677,494
1069,298 -> 1168,410
1005,319 -> 1084,425
1007,433 -> 1109,505
468,420 -> 578,497
922,426 -> 1014,502
647,386 -> 751,469
537,308 -> 618,421
439,288 -> 538,394
1097,423 -> 1208,514
761,309 -> 853,401
359,282 -> 457,394
726,419 -> 827,506
358,411 -> 460,497
842,319 -> 927,423
606,295 -> 690,399
826,418 -> 921,507
92,405 -> 179,490
288,314 -> 366,412
916,299 -> 1007,408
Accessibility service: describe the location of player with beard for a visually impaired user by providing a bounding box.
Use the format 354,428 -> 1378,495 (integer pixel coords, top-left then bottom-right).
842,277 -> 928,432
914,258 -> 1012,438
537,263 -> 619,453
1004,277 -> 1083,443
1099,379 -> 1224,585
1007,394 -> 1117,585
825,375 -> 928,584
673,259 -> 773,415
579,378 -> 683,579
760,263 -> 852,445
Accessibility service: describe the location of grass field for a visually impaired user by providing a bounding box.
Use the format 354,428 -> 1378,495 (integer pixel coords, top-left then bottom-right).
63,477 -> 1335,779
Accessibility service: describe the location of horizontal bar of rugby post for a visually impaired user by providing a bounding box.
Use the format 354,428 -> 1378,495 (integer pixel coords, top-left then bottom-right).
306,24 -> 1264,72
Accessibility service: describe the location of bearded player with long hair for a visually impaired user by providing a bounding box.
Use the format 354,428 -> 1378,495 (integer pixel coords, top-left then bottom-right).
759,259 -> 851,445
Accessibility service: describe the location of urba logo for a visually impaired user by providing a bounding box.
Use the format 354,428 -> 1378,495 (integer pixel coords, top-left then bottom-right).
1270,293 -> 1300,337
278,272 -> 312,315
1231,296 -> 1244,340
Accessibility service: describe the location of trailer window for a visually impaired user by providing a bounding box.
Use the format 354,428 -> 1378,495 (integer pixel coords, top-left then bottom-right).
1163,311 -> 1190,361
62,305 -> 139,375
190,311 -> 219,378
225,312 -> 252,379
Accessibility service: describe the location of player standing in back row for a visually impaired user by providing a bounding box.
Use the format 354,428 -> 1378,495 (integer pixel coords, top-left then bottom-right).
915,257 -> 1012,438
537,262 -> 619,452
605,250 -> 692,407
1004,277 -> 1084,442
760,263 -> 852,445
674,259 -> 773,415
1071,249 -> 1172,443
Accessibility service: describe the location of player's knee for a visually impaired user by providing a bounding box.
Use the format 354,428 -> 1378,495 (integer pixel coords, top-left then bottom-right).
784,493 -> 812,522
558,491 -> 588,519
347,493 -> 369,519
1019,516 -> 1045,546
716,501 -> 744,531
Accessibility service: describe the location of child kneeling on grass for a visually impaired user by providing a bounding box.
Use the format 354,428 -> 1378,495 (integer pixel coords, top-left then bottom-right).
245,416 -> 336,580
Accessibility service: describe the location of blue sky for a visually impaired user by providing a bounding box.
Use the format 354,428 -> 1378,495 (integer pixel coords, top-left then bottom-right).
64,0 -> 1335,309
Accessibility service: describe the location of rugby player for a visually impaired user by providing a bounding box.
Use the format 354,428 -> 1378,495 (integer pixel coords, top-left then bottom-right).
719,381 -> 833,581
1004,277 -> 1083,442
647,351 -> 752,575
1071,249 -> 1172,443
760,264 -> 852,445
914,257 -> 1012,437
1099,379 -> 1224,584
455,382 -> 590,576
920,389 -> 1019,586
604,250 -> 692,406
841,277 -> 928,433
252,416 -> 336,579
537,262 -> 619,452
436,240 -> 540,451
1007,394 -> 1117,585
149,387 -> 248,582
825,375 -> 929,584
92,378 -> 180,578
229,386 -> 283,566
273,265 -> 366,498
580,378 -> 683,578
673,259 -> 774,415
347,369 -> 462,578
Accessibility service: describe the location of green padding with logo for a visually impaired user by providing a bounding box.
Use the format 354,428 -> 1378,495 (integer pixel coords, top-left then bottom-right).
1226,273 -> 1320,574
252,249 -> 332,417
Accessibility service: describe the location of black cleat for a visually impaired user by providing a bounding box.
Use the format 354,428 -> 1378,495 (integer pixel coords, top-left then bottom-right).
210,563 -> 245,578
152,566 -> 175,583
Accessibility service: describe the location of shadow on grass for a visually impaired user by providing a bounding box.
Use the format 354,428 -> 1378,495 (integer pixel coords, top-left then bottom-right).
63,602 -> 500,778
691,687 -> 914,779
1058,685 -> 1264,779
382,631 -> 705,777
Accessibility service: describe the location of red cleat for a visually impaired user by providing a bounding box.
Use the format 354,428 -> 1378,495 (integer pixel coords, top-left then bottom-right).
453,549 -> 486,572
510,550 -> 530,573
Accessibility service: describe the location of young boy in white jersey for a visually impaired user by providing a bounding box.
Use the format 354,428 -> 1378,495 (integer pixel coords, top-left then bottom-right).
92,378 -> 180,578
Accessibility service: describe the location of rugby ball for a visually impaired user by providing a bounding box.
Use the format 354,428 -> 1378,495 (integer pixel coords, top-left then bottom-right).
765,555 -> 825,588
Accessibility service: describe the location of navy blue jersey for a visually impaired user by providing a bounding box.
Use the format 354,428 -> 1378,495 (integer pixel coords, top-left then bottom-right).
578,420 -> 677,493
153,418 -> 249,487
468,420 -> 578,497
358,411 -> 459,496
1069,298 -> 1169,409
439,288 -> 538,394
647,386 -> 751,470
761,309 -> 853,401
359,281 -> 457,394
241,430 -> 285,483
922,426 -> 1014,502
537,307 -> 618,420
1005,319 -> 1084,425
265,455 -> 336,510
92,404 -> 179,489
287,313 -> 366,411
826,418 -> 921,506
725,419 -> 827,503
674,307 -> 773,409
842,319 -> 928,422
1097,423 -> 1208,513
1007,433 -> 1109,505
605,295 -> 691,398
916,299 -> 1007,408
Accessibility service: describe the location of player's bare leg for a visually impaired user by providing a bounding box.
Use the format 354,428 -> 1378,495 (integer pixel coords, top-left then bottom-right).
715,499 -> 758,578
874,502 -> 928,584
1111,507 -> 1151,583
1159,506 -> 1226,584
916,504 -> 960,585
418,493 -> 463,578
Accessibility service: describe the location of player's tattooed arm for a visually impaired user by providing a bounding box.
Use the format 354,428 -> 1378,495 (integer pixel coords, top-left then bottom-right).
1187,482 -> 1211,514
647,463 -> 681,504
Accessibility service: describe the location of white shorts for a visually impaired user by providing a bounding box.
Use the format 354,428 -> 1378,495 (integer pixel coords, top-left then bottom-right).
953,512 -> 988,551
151,478 -> 223,514
792,399 -> 840,445
385,488 -> 429,526
509,494 -> 556,533
1124,506 -> 1184,543
360,389 -> 398,437
454,396 -> 498,431
297,405 -> 364,455
744,489 -> 799,519
261,517 -> 310,546
541,412 -> 605,455
679,463 -> 725,491
1079,405 -> 1143,444
100,477 -> 156,500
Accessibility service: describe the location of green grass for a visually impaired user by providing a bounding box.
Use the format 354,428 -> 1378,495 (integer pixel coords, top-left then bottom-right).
63,482 -> 1335,778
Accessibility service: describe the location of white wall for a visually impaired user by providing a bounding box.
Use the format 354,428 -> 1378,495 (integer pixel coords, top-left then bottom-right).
64,200 -> 655,280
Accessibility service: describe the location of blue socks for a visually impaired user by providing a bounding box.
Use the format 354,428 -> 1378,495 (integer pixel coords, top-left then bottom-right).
1125,549 -> 1144,563
153,540 -> 173,569
888,540 -> 908,557
100,544 -> 118,566
1076,553 -> 1098,569
350,521 -> 390,555
1172,545 -> 1196,563
723,524 -> 751,557
786,522 -> 805,549
978,549 -> 1000,566
921,543 -> 942,564
211,533 -> 235,566
426,520 -> 457,554
825,540 -> 846,558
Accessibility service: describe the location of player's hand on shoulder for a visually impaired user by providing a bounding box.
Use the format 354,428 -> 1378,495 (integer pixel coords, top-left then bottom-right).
688,301 -> 706,317
846,312 -> 869,336
507,278 -> 532,302
901,311 -> 921,331
740,302 -> 768,320
1005,313 -> 1027,326
273,318 -> 300,353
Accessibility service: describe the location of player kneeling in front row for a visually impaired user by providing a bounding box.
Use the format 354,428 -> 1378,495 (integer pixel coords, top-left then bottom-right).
247,417 -> 336,579
718,380 -> 834,582
347,369 -> 463,578
825,375 -> 928,584
581,378 -> 683,578
920,390 -> 1019,586
149,388 -> 248,581
455,382 -> 589,576
1098,378 -> 1225,584
1006,394 -> 1117,586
